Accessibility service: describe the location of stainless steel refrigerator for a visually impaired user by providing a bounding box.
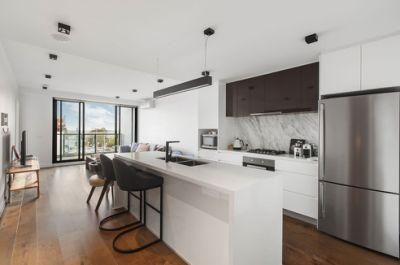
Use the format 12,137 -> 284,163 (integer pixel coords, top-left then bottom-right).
318,88 -> 400,258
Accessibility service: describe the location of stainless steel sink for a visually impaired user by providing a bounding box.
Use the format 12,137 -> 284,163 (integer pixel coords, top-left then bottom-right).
177,160 -> 209,167
157,156 -> 209,167
157,156 -> 191,163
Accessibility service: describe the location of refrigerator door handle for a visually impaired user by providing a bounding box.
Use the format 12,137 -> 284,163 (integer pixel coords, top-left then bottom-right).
319,182 -> 326,219
319,102 -> 325,180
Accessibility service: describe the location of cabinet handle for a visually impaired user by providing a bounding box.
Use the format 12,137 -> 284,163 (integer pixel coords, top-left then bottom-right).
319,103 -> 325,180
319,182 -> 326,219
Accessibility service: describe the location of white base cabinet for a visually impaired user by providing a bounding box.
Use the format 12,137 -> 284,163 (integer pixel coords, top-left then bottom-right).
276,160 -> 318,219
198,149 -> 319,219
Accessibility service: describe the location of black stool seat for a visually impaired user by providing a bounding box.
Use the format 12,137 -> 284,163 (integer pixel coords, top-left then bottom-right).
118,170 -> 163,192
109,157 -> 164,254
98,154 -> 140,231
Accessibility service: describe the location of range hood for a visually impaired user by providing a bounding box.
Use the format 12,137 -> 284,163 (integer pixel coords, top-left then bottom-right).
153,76 -> 212,98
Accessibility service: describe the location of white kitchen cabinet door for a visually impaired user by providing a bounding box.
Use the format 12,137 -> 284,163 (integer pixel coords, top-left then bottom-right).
320,45 -> 361,95
282,172 -> 318,198
217,151 -> 243,166
198,83 -> 219,129
283,191 -> 318,219
361,34 -> 400,90
198,149 -> 219,161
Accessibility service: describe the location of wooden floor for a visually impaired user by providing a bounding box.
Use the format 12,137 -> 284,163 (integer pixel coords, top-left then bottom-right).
0,165 -> 398,265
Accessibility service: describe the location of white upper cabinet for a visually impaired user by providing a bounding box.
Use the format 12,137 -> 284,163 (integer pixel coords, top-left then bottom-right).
198,83 -> 219,129
320,45 -> 361,95
361,34 -> 400,90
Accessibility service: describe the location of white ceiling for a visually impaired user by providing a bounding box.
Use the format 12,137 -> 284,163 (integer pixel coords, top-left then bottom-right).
2,40 -> 177,101
1,0 -> 400,100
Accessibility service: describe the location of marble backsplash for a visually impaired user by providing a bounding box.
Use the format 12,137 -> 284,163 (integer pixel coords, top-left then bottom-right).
234,113 -> 319,151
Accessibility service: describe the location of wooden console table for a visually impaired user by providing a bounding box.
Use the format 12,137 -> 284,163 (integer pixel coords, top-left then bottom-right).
5,158 -> 40,204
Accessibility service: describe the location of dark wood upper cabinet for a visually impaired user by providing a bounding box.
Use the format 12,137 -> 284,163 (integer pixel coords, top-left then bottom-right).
226,62 -> 319,117
264,67 -> 301,113
236,80 -> 250,117
298,62 -> 319,111
248,76 -> 265,114
226,83 -> 236,116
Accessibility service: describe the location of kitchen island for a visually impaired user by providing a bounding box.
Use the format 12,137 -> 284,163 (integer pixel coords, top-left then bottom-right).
113,151 -> 282,265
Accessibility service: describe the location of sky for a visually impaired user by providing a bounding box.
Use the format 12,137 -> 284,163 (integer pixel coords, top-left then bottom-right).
61,101 -> 115,132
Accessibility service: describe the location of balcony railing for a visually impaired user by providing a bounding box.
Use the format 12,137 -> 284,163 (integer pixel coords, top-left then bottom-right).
57,132 -> 119,160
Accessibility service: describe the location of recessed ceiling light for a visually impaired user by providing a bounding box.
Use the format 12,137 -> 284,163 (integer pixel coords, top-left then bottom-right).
132,89 -> 138,93
49,53 -> 58,60
45,74 -> 52,79
52,22 -> 71,42
115,96 -> 120,99
157,79 -> 164,83
42,85 -> 48,90
58,22 -> 71,35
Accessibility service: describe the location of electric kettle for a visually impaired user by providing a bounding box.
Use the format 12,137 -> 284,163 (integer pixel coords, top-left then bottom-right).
233,138 -> 244,150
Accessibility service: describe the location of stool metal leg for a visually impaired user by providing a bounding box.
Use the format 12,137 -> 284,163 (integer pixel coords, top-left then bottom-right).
95,180 -> 111,212
86,187 -> 96,203
99,191 -> 141,231
112,186 -> 163,254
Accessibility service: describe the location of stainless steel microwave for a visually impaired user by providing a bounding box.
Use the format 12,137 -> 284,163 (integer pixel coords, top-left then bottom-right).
201,134 -> 218,149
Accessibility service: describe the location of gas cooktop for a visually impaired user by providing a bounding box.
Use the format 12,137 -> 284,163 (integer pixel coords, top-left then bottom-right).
247,149 -> 287,155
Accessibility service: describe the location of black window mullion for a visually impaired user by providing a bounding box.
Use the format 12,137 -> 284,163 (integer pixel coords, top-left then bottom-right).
59,100 -> 63,161
82,102 -> 85,159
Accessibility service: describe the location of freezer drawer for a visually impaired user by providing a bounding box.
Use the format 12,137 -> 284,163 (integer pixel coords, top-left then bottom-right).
318,181 -> 399,257
319,92 -> 399,193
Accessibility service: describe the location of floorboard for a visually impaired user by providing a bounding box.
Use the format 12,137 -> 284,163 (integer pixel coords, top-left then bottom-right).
0,165 -> 398,265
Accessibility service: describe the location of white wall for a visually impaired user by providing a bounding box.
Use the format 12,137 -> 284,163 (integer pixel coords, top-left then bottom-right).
0,40 -> 18,215
19,89 -> 137,167
19,91 -> 53,167
139,89 -> 199,155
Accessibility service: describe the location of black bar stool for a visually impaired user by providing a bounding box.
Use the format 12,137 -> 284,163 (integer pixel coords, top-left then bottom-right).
111,157 -> 164,254
98,154 -> 141,231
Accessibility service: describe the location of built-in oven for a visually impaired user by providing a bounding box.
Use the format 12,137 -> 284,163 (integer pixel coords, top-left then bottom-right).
201,134 -> 218,150
242,156 -> 275,171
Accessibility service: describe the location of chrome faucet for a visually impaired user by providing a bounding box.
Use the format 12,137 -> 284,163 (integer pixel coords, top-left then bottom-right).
165,141 -> 180,162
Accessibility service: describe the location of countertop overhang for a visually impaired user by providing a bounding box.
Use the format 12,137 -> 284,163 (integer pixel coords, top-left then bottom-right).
112,151 -> 277,193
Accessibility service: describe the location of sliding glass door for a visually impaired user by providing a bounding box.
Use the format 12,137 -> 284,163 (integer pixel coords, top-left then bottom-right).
53,99 -> 137,163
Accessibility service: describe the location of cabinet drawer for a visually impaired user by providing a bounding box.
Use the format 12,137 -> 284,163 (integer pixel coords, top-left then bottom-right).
275,160 -> 317,176
283,191 -> 317,219
198,149 -> 219,161
217,151 -> 243,166
281,172 -> 317,198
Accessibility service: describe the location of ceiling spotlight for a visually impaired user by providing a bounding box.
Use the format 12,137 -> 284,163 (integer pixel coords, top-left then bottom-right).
49,53 -> 58,60
132,89 -> 138,93
305,33 -> 318,44
157,79 -> 164,83
58,22 -> 71,35
115,96 -> 120,99
52,22 -> 71,41
42,85 -> 48,90
45,74 -> 52,79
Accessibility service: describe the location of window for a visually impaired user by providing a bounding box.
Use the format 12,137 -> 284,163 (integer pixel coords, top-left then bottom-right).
52,99 -> 137,163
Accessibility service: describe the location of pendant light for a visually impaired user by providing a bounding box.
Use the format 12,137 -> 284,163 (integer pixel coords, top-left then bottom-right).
153,27 -> 215,99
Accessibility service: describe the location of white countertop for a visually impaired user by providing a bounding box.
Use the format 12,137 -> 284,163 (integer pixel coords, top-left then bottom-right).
217,149 -> 318,164
114,151 -> 278,193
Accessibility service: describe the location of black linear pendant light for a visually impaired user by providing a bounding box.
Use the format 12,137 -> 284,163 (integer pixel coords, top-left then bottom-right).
153,27 -> 215,99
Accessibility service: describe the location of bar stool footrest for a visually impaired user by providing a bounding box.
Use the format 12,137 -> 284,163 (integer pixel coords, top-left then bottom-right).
112,224 -> 162,253
99,209 -> 140,231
